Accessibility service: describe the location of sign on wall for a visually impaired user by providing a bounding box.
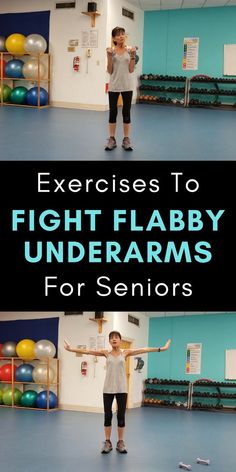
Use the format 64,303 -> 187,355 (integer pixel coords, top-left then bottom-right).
186,343 -> 202,374
225,349 -> 236,379
182,38 -> 199,70
82,30 -> 98,48
224,44 -> 236,76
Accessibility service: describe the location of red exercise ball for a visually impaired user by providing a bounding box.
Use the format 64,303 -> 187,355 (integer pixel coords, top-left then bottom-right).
0,59 -> 6,76
0,363 -> 17,381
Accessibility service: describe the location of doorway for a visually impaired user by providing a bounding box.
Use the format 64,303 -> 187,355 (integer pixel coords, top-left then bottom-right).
121,339 -> 132,408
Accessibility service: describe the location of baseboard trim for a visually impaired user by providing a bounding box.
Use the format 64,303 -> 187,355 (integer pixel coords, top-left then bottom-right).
132,402 -> 142,408
60,402 -> 142,412
60,404 -> 103,413
51,99 -> 136,111
51,101 -> 108,111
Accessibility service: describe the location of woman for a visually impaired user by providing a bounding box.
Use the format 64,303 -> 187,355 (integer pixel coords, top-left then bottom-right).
64,332 -> 171,454
105,26 -> 137,151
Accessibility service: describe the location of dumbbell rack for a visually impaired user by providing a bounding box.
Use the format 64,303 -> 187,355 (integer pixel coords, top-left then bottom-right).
143,378 -> 191,409
186,75 -> 236,110
190,380 -> 236,412
143,378 -> 236,413
138,74 -> 188,107
138,74 -> 236,110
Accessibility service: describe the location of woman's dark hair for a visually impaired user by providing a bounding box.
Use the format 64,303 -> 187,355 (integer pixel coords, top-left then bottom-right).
112,27 -> 125,38
109,331 -> 122,340
112,27 -> 125,46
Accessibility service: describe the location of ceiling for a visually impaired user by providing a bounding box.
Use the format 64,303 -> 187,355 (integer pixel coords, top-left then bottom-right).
127,0 -> 236,11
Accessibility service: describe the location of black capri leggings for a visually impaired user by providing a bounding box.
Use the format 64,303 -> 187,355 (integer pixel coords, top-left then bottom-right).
103,393 -> 127,428
108,91 -> 133,124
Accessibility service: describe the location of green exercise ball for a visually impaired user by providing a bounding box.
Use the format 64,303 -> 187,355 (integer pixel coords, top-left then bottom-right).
0,389 -> 3,404
2,388 -> 22,406
20,390 -> 38,408
0,84 -> 12,102
10,86 -> 28,104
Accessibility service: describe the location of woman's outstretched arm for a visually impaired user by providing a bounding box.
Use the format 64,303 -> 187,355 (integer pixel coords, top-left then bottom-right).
64,339 -> 108,357
124,339 -> 171,358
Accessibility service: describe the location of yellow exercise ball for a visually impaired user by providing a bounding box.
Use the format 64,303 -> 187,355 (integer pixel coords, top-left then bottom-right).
16,339 -> 35,360
5,33 -> 26,55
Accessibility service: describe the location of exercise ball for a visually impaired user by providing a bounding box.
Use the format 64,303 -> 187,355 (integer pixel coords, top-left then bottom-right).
0,343 -> 4,356
20,390 -> 38,408
5,33 -> 26,55
0,366 -> 2,380
10,86 -> 28,105
16,339 -> 36,360
1,363 -> 17,381
26,87 -> 48,106
2,387 -> 22,406
2,341 -> 17,357
5,59 -> 24,78
0,35 -> 6,52
32,364 -> 55,383
24,34 -> 47,55
15,363 -> 34,382
0,84 -> 12,102
35,340 -> 56,359
36,390 -> 57,409
22,58 -> 46,80
0,59 -> 6,75
0,389 -> 3,404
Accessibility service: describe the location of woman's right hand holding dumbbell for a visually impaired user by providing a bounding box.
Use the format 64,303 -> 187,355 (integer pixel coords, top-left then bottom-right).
106,47 -> 113,56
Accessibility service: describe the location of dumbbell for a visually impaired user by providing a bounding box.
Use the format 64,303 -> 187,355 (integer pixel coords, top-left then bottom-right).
197,458 -> 210,465
179,462 -> 192,470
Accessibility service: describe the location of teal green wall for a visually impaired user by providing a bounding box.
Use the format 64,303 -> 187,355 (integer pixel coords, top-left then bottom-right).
143,7 -> 236,77
148,314 -> 236,381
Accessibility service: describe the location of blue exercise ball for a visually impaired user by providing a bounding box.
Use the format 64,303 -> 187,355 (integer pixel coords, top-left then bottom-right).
26,87 -> 48,106
36,390 -> 57,409
15,363 -> 34,382
5,59 -> 24,78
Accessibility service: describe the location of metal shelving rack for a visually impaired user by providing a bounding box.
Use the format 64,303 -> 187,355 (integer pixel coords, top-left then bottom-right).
190,379 -> 236,412
138,74 -> 188,107
187,75 -> 236,110
143,378 -> 236,413
143,378 -> 191,410
138,74 -> 236,110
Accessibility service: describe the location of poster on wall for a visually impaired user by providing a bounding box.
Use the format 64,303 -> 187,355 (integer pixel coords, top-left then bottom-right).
89,336 -> 97,350
186,343 -> 202,374
225,349 -> 236,379
81,30 -> 98,48
97,335 -> 105,349
224,44 -> 236,76
182,38 -> 199,70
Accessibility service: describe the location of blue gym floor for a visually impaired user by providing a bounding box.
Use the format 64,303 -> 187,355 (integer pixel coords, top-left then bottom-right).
0,105 -> 236,160
0,407 -> 235,472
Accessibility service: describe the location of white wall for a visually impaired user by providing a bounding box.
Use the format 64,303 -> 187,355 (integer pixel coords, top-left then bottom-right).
0,311 -> 148,411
